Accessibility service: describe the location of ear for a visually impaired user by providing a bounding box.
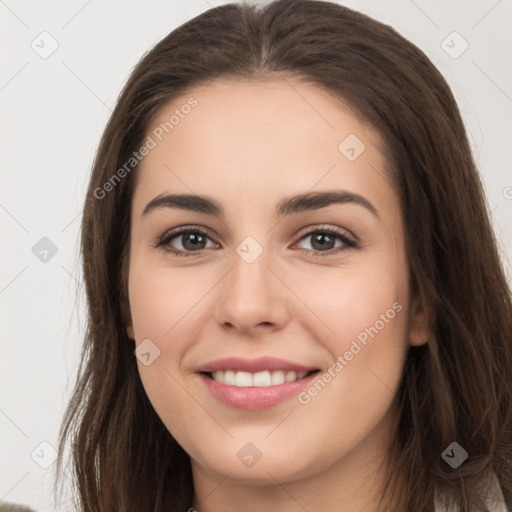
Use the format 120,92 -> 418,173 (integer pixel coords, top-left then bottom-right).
126,324 -> 134,340
408,293 -> 429,347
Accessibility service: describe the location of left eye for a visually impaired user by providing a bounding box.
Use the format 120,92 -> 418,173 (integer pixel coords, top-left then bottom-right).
294,229 -> 357,254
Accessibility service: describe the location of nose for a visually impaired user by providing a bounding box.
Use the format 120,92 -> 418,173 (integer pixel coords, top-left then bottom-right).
215,245 -> 290,336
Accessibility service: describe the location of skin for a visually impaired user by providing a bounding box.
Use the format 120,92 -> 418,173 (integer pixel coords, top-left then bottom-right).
126,78 -> 429,511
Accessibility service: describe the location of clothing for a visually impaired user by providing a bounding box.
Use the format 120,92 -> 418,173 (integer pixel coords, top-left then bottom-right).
434,473 -> 509,511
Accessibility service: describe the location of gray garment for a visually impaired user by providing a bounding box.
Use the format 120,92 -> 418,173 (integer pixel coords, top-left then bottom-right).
434,473 -> 509,512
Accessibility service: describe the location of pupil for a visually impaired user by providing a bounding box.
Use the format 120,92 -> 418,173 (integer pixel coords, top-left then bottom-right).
183,233 -> 205,251
312,233 -> 334,251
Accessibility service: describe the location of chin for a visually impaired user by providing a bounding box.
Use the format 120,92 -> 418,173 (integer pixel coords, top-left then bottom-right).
190,441 -> 330,485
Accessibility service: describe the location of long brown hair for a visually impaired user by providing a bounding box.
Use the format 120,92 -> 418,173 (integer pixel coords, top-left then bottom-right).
54,1 -> 512,510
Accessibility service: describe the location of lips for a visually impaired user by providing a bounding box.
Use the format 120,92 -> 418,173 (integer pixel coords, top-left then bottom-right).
195,356 -> 318,374
195,356 -> 321,410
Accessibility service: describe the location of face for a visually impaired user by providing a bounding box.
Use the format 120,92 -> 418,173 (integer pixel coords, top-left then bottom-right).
126,79 -> 428,487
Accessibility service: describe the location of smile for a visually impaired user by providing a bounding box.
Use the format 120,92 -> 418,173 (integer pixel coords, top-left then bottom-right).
207,369 -> 314,387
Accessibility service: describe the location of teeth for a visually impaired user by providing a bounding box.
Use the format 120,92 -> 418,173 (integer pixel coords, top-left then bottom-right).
211,370 -> 309,387
272,370 -> 286,385
235,371 -> 252,387
224,370 -> 236,385
253,370 -> 271,387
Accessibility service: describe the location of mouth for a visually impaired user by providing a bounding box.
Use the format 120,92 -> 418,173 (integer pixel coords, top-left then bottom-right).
197,364 -> 322,410
195,356 -> 322,410
201,369 -> 320,387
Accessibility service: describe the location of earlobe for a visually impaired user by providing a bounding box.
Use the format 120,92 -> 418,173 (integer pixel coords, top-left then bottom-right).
126,324 -> 134,340
408,295 -> 429,347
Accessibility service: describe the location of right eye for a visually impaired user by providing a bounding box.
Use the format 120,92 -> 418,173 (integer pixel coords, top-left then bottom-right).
155,226 -> 219,257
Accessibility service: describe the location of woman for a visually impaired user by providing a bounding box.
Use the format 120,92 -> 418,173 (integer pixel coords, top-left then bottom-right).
54,1 -> 512,510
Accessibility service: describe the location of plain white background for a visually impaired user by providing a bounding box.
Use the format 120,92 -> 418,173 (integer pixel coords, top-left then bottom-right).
1,0 -> 511,510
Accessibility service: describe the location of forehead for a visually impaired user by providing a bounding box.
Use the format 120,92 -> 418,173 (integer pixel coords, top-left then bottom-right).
133,78 -> 398,221
145,78 -> 375,162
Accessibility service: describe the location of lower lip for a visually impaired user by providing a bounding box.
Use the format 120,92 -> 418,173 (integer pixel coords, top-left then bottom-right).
198,372 -> 318,410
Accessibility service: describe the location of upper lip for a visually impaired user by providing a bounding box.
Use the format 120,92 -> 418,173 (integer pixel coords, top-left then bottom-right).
196,356 -> 318,373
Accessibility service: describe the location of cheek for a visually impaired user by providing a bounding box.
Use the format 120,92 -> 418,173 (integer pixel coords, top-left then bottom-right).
287,268 -> 409,453
128,260 -> 213,341
291,260 -> 410,407
128,260 -> 218,420
128,261 -> 211,440
292,260 -> 409,348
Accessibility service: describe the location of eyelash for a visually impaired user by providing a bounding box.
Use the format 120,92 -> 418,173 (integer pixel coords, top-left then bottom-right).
155,224 -> 358,258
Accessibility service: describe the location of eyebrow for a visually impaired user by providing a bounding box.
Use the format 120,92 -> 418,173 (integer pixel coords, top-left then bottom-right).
142,190 -> 380,219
